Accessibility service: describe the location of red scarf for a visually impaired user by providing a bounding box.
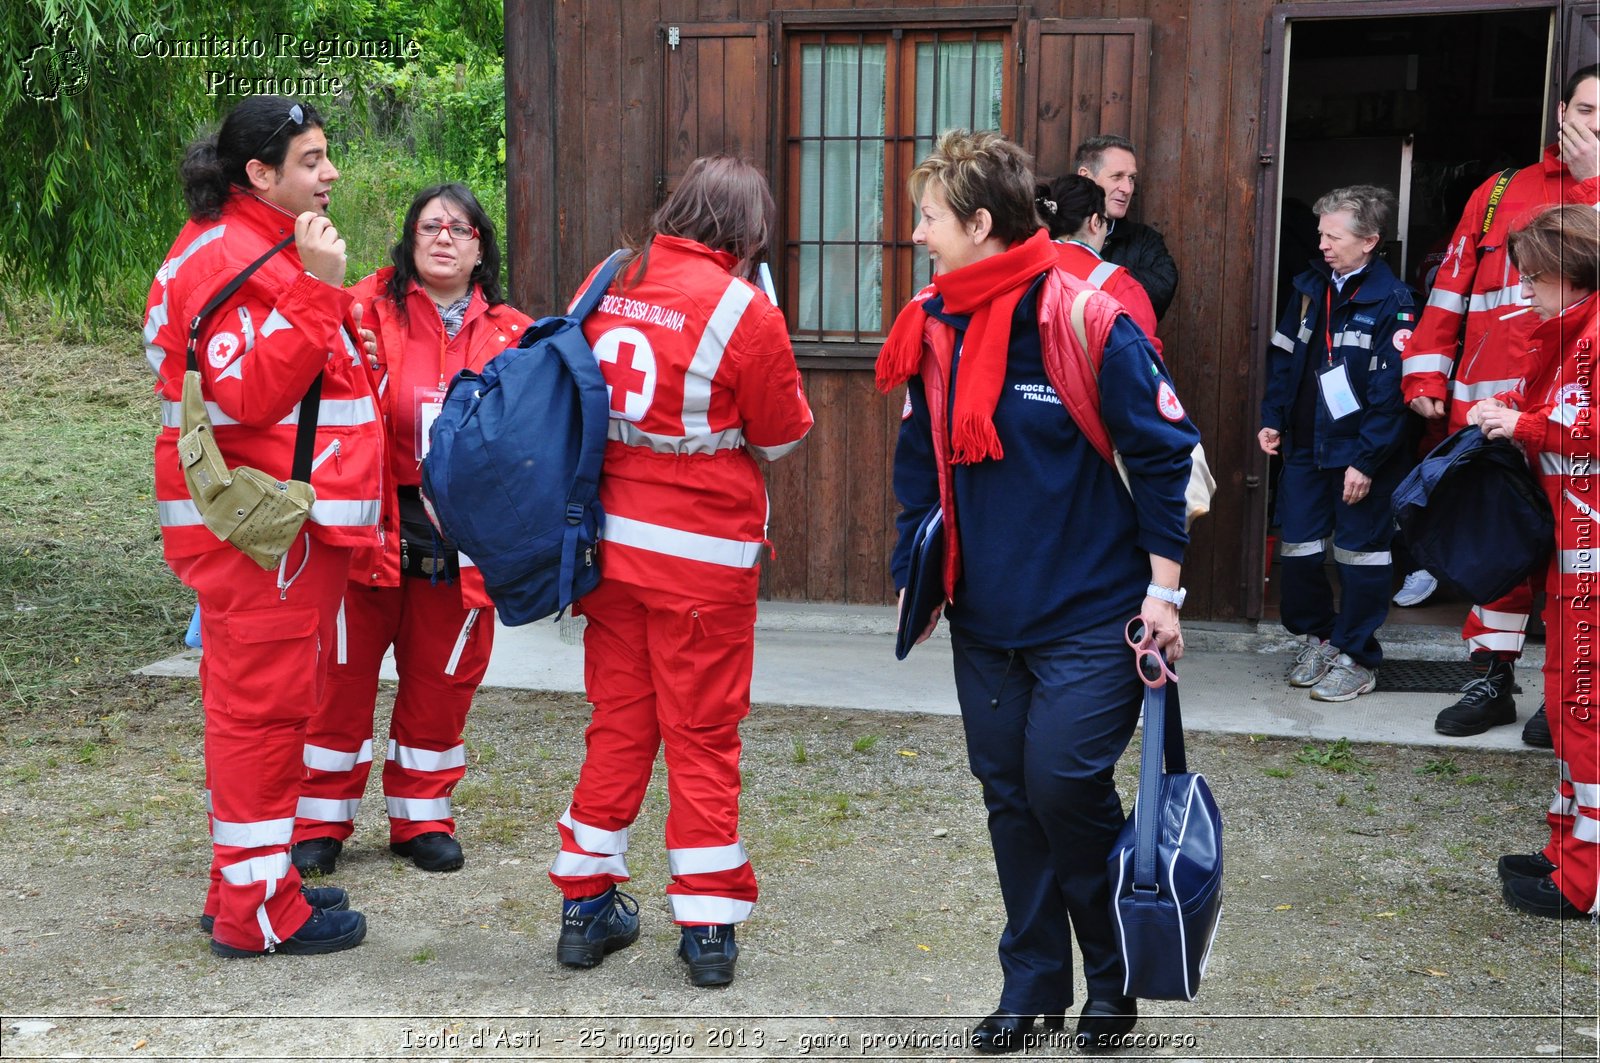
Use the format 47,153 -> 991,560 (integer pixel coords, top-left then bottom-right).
876,229 -> 1059,463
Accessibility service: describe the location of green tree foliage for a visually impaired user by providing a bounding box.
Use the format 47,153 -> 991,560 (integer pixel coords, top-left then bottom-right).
3,0 -> 506,324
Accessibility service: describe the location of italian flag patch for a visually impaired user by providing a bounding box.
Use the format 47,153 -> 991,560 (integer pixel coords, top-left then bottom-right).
1397,311 -> 1416,323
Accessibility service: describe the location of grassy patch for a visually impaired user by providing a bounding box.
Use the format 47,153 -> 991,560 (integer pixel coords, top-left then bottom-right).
1294,737 -> 1368,774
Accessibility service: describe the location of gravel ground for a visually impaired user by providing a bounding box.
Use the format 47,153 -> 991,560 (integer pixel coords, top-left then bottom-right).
2,677 -> 1598,1061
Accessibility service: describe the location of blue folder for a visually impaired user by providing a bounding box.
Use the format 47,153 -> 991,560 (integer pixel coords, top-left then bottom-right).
895,505 -> 946,660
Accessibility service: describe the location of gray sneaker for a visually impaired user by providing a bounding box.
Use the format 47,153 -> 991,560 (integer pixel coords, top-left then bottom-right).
1310,653 -> 1378,702
1288,635 -> 1337,687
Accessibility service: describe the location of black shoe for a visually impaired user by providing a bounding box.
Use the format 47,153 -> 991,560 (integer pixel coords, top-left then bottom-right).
198,885 -> 349,934
1522,703 -> 1553,748
1502,874 -> 1589,919
1434,654 -> 1516,736
1075,997 -> 1137,1054
556,888 -> 640,969
971,1012 -> 1066,1055
390,831 -> 464,872
209,906 -> 367,957
290,837 -> 342,877
677,924 -> 739,987
1497,852 -> 1558,882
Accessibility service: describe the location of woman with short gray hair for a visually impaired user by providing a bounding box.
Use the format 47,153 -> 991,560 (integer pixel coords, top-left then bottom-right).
1257,184 -> 1414,703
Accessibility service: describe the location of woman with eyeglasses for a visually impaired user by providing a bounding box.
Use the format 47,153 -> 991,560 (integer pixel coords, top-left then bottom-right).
291,183 -> 533,877
1470,204 -> 1600,920
880,130 -> 1200,1054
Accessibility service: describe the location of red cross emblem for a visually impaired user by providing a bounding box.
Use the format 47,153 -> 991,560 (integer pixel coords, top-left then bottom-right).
593,326 -> 656,421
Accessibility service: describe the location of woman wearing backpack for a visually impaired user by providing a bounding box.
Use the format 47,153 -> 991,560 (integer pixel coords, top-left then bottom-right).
291,183 -> 533,876
547,156 -> 813,987
1473,204 -> 1600,920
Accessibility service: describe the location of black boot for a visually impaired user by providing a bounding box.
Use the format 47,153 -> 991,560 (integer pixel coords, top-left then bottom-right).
1522,701 -> 1552,748
1434,653 -> 1516,736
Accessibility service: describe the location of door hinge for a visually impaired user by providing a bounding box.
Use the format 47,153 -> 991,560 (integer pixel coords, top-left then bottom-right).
666,26 -> 680,51
1244,475 -> 1262,489
1259,151 -> 1274,165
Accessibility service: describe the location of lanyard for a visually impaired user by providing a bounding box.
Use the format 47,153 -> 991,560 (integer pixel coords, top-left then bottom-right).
436,319 -> 449,390
1324,276 -> 1363,366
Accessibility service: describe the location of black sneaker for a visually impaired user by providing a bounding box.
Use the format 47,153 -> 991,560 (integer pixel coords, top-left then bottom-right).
290,836 -> 343,877
1434,654 -> 1516,736
390,832 -> 464,872
556,888 -> 640,969
209,906 -> 367,957
198,885 -> 349,934
1497,852 -> 1558,882
1522,703 -> 1553,748
678,924 -> 738,987
1502,874 -> 1589,919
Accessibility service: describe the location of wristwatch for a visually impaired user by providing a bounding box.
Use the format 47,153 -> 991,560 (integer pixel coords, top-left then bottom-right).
1146,583 -> 1187,609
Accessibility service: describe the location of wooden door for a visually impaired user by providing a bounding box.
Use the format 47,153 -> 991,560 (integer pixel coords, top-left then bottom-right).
659,21 -> 773,199
1022,18 -> 1152,180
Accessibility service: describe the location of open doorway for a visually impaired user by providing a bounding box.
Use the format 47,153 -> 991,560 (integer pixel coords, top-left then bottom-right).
1258,6 -> 1553,627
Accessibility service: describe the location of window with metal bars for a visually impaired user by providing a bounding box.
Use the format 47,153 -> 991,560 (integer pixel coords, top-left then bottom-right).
783,28 -> 1011,345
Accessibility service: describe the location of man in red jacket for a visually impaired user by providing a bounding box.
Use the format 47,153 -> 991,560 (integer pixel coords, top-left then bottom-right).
145,96 -> 381,957
1401,65 -> 1600,741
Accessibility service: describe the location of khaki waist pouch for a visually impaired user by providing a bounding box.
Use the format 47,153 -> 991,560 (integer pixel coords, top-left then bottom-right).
177,369 -> 315,570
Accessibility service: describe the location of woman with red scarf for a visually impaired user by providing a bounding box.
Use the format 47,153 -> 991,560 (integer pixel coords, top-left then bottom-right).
880,130 -> 1201,1054
1473,204 -> 1600,920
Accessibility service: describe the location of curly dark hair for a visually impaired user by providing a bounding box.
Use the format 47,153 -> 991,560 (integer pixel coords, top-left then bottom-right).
385,183 -> 506,322
180,96 -> 324,221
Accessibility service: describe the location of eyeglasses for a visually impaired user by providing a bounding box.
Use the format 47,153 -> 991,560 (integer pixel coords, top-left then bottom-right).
416,219 -> 480,241
255,103 -> 304,160
1520,269 -> 1547,284
1125,617 -> 1180,689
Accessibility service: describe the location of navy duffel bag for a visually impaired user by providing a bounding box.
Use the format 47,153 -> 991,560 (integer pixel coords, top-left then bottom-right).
1107,673 -> 1223,1002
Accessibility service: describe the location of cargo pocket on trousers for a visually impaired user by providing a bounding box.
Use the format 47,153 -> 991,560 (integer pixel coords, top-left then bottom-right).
673,600 -> 758,729
213,606 -> 321,721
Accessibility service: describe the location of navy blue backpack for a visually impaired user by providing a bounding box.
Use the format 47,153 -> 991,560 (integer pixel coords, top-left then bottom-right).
422,252 -> 626,625
1391,426 -> 1554,605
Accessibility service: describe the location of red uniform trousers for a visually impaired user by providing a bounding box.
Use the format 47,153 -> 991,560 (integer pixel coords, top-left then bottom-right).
174,536 -> 351,952
293,576 -> 493,845
1542,591 -> 1600,912
549,578 -> 759,926
1461,583 -> 1535,658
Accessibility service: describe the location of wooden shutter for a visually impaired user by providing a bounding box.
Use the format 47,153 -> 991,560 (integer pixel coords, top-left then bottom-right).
1022,18 -> 1151,179
1566,2 -> 1599,75
658,22 -> 772,201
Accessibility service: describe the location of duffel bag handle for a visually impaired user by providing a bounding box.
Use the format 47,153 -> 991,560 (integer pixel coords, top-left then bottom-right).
1132,667 -> 1188,891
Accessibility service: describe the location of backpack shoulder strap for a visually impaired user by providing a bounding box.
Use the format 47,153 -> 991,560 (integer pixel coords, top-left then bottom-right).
569,249 -> 629,322
185,235 -> 295,373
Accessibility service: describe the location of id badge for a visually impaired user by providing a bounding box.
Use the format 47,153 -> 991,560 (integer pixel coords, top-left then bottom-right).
415,385 -> 446,460
1318,363 -> 1361,421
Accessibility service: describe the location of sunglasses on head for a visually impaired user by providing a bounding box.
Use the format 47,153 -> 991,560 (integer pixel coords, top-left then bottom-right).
254,103 -> 304,160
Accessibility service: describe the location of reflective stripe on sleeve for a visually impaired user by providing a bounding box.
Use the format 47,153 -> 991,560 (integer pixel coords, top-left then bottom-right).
386,796 -> 451,821
387,740 -> 467,773
160,396 -> 377,429
668,840 -> 750,877
559,806 -> 629,855
749,438 -> 804,461
1425,288 -> 1468,314
1468,285 -> 1530,313
1088,261 -> 1119,288
1271,331 -> 1296,352
210,815 -> 295,849
310,499 -> 382,526
602,515 -> 764,568
1452,378 -> 1524,403
667,894 -> 755,925
1402,354 -> 1454,377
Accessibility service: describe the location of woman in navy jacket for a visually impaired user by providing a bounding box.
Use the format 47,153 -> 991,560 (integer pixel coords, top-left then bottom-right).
879,130 -> 1201,1055
1259,184 -> 1414,702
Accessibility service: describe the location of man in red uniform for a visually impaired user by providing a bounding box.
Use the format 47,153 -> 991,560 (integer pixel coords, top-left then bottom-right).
146,96 -> 382,956
1402,65 -> 1600,740
547,157 -> 812,988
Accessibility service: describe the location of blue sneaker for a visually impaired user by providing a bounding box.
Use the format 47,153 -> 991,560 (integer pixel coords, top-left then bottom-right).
556,888 -> 639,968
678,924 -> 738,987
199,885 -> 349,934
209,905 -> 366,958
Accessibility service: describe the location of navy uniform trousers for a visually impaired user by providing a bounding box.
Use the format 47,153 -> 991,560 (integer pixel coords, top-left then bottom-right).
951,614 -> 1143,1015
1276,446 -> 1403,668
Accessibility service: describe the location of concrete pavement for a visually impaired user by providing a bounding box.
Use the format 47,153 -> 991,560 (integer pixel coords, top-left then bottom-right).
140,602 -> 1547,753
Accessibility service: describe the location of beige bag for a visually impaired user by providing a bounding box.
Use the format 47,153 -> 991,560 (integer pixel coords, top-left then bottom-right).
1068,287 -> 1216,530
177,370 -> 316,570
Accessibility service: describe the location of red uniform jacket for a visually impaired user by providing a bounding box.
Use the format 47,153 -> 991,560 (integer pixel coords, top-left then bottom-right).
1054,239 -> 1163,359
1510,294 -> 1600,599
574,235 -> 813,603
346,268 -> 533,605
146,192 -> 384,563
1402,145 -> 1600,429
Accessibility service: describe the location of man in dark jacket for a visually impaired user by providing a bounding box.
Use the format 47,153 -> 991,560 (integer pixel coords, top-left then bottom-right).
1075,134 -> 1179,320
